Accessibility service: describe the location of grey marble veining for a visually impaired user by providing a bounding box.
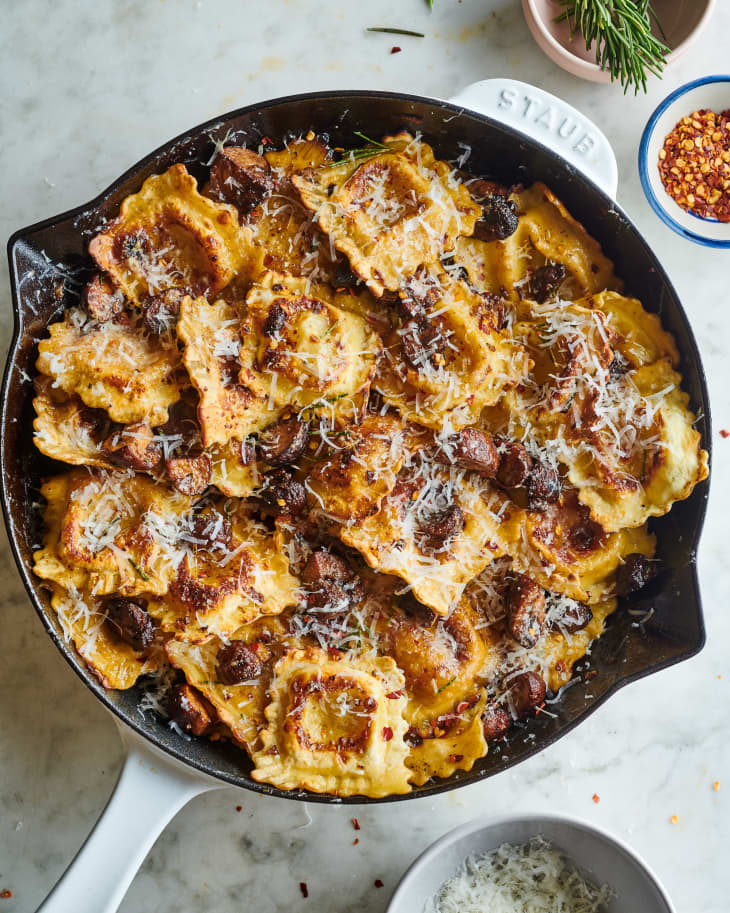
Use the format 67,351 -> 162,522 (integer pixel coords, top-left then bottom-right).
1,1 -> 729,911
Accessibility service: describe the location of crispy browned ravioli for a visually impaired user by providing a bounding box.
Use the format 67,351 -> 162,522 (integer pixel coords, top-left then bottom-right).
31,130 -> 707,798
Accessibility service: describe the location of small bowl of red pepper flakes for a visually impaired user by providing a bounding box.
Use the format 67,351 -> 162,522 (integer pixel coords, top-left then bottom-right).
640,75 -> 730,247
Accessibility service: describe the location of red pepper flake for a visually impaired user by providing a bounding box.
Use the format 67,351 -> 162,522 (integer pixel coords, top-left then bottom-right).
353,837 -> 360,845
374,879 -> 384,888
592,793 -> 601,804
391,46 -> 402,54
236,805 -> 242,812
385,690 -> 403,699
300,882 -> 309,898
0,892 -> 12,899
448,753 -> 464,763
352,817 -> 361,830
720,429 -> 730,438
382,726 -> 394,741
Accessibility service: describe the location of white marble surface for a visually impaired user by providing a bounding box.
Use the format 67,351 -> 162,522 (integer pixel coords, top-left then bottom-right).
1,2 -> 728,911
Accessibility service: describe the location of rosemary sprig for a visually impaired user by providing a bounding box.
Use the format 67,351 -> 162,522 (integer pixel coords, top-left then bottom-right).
129,558 -> 150,582
437,676 -> 457,694
335,132 -> 389,163
366,27 -> 425,37
553,0 -> 669,94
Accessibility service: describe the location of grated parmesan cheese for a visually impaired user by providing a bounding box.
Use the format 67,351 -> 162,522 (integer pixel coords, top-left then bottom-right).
428,836 -> 614,913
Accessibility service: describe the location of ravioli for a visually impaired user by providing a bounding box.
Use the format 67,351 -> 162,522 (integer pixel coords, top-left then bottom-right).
50,584 -> 164,690
33,469 -> 191,598
88,164 -> 253,304
239,271 -> 381,409
178,296 -> 273,446
293,134 -> 480,296
454,182 -> 620,301
342,464 -> 517,616
167,506 -> 299,641
251,648 -> 411,797
36,309 -> 181,427
33,377 -> 113,468
406,694 -> 487,787
375,271 -> 527,430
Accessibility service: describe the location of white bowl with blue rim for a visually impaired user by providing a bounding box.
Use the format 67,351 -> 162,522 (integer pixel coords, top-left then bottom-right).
639,75 -> 730,248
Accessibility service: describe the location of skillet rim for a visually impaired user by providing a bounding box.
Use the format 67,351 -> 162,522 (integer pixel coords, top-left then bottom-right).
1,88 -> 712,804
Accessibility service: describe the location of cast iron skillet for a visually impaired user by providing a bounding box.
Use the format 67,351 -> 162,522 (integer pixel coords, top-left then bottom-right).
2,88 -> 711,808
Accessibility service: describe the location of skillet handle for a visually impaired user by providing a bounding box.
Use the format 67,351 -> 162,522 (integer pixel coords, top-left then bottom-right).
448,78 -> 618,198
36,725 -> 220,913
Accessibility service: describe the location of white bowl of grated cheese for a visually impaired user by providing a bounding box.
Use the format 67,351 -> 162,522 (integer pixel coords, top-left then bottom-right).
387,813 -> 675,913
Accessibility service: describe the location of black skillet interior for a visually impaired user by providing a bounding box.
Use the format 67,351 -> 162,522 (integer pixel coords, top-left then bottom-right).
2,91 -> 711,804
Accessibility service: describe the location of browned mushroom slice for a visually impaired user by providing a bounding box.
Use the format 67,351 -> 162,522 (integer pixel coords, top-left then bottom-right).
439,428 -> 499,477
166,454 -> 212,496
509,671 -> 546,717
552,601 -> 593,633
614,553 -> 656,596
257,415 -> 309,466
472,193 -> 519,242
302,550 -> 364,610
258,469 -> 306,516
417,503 -> 465,555
496,440 -> 533,489
482,704 -> 512,740
216,641 -> 263,685
144,288 -> 185,334
101,422 -> 162,472
526,461 -> 561,510
167,683 -> 216,736
104,597 -> 155,651
191,514 -> 233,550
528,261 -> 567,302
84,273 -> 125,322
506,574 -> 546,648
210,146 -> 274,213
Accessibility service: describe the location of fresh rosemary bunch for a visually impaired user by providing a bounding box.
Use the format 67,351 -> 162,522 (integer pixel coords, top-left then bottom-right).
553,0 -> 670,94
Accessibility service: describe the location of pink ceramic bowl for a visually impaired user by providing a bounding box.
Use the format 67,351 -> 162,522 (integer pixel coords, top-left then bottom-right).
523,0 -> 716,85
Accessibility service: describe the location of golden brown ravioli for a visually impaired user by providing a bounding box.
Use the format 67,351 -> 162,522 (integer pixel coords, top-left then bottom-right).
178,296 -> 273,446
239,271 -> 382,410
36,310 -> 181,427
33,469 -> 192,598
88,164 -> 253,304
293,134 -> 480,296
251,647 -> 411,797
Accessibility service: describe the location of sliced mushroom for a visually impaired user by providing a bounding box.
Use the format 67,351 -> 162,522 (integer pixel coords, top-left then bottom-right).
472,193 -> 519,242
506,574 -> 546,648
510,670 -> 546,718
104,597 -> 154,651
554,601 -> 593,634
418,503 -> 465,555
302,549 -> 364,610
191,514 -> 233,550
496,440 -> 533,489
216,641 -> 263,685
482,704 -> 512,740
84,273 -> 125,322
526,461 -> 561,510
258,415 -> 309,466
166,454 -> 212,496
528,261 -> 567,303
167,683 -> 216,737
440,427 -> 499,477
258,469 -> 306,516
209,146 -> 274,213
400,318 -> 444,372
615,553 -> 656,596
101,422 -> 162,472
144,288 -> 185,334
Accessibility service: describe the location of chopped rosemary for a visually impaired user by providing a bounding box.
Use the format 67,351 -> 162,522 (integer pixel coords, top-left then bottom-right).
129,559 -> 150,582
320,321 -> 339,339
367,27 -> 425,37
437,676 -> 457,694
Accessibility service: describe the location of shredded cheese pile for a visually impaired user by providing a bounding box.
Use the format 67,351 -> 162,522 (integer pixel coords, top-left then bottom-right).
429,837 -> 614,913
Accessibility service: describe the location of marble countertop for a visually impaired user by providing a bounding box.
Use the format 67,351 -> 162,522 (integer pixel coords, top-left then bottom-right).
1,1 -> 728,911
